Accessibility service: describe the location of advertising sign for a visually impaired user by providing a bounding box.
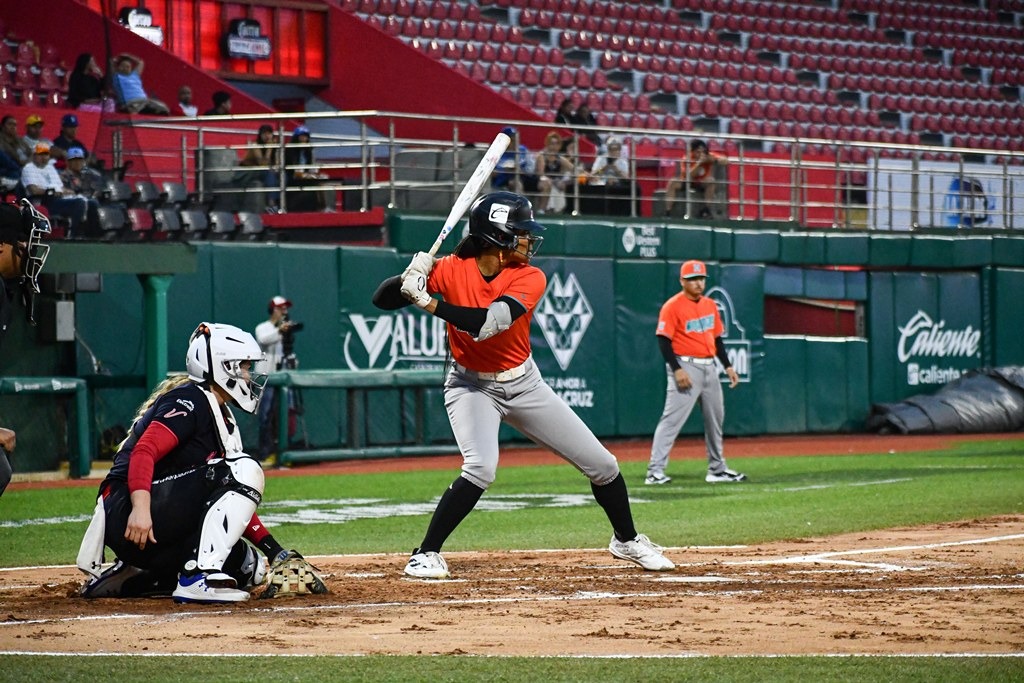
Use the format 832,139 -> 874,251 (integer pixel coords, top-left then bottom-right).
867,158 -> 1024,230
868,272 -> 982,402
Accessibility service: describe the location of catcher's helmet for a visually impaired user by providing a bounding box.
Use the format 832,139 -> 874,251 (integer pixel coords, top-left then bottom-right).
185,322 -> 267,414
467,191 -> 545,256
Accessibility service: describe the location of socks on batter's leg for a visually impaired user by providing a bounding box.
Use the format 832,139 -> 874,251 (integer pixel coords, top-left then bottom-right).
591,473 -> 638,543
417,476 -> 485,553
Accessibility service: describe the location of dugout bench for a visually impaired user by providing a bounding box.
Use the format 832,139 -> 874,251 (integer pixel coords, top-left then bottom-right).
267,368 -> 453,465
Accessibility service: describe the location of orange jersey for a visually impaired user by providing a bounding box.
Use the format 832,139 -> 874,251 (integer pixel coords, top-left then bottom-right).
655,292 -> 722,358
427,254 -> 547,372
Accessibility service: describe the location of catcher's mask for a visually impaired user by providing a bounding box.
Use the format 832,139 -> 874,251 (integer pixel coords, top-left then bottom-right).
0,199 -> 52,293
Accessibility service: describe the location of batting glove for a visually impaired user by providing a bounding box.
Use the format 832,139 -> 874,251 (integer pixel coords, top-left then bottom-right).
402,251 -> 436,280
400,272 -> 432,308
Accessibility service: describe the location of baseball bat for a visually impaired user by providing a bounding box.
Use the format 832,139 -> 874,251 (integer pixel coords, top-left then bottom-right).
427,132 -> 511,256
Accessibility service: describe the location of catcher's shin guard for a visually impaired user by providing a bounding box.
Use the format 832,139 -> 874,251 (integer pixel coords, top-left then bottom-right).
196,454 -> 264,573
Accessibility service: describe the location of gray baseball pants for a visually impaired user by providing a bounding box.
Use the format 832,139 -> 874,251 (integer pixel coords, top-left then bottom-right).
445,357 -> 621,489
647,358 -> 728,476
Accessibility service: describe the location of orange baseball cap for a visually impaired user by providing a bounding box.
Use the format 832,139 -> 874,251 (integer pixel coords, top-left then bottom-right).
680,260 -> 708,279
33,143 -> 50,155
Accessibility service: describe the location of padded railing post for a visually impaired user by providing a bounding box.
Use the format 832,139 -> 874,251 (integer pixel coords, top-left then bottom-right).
139,274 -> 173,392
73,381 -> 90,478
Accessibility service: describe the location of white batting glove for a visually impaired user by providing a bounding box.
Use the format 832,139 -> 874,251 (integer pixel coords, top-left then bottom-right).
402,251 -> 436,280
400,272 -> 432,309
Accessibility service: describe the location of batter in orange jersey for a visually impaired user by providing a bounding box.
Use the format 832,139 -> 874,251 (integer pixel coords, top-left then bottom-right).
373,190 -> 674,579
645,259 -> 745,487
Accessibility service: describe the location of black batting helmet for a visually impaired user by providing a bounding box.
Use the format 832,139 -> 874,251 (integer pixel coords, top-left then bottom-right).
467,191 -> 545,252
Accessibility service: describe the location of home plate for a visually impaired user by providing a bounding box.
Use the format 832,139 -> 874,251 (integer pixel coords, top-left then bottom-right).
651,575 -> 739,583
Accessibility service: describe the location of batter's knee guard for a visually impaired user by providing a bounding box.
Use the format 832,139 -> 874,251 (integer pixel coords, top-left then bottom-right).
195,453 -> 264,574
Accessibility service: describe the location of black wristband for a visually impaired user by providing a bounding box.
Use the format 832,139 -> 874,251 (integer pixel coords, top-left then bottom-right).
256,534 -> 285,560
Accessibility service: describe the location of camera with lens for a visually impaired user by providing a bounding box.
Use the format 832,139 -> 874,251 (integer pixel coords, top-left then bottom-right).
279,312 -> 304,363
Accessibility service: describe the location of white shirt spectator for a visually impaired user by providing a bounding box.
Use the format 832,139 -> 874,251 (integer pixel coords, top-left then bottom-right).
21,159 -> 66,193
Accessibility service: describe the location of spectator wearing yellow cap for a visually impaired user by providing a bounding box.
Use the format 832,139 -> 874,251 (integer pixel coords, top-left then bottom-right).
22,115 -> 58,163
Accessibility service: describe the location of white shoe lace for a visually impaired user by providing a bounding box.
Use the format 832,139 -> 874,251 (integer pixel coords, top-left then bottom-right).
632,534 -> 665,554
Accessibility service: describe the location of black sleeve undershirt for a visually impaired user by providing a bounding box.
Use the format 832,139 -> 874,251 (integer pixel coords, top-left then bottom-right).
714,337 -> 731,368
435,296 -> 527,337
656,335 -> 680,371
371,275 -> 527,338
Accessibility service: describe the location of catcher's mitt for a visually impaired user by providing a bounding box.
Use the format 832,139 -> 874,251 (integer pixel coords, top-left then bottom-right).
259,550 -> 329,598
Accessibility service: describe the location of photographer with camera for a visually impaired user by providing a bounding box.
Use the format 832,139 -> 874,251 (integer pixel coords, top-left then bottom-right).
254,296 -> 303,465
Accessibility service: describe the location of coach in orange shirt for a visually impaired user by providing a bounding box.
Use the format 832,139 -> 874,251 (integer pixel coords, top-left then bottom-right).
645,260 -> 744,485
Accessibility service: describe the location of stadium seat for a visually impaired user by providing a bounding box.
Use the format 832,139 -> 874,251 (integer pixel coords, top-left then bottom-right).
207,211 -> 237,239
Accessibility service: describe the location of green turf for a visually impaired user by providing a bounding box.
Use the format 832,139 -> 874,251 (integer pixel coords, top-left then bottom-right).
0,654 -> 1022,682
2,439 -> 1023,565
1,439 -> 1022,679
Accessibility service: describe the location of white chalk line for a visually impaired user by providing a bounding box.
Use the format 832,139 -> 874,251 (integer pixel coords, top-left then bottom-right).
2,531 -> 1021,628
4,582 -> 1024,630
729,533 -> 1024,571
1,651 -> 1023,659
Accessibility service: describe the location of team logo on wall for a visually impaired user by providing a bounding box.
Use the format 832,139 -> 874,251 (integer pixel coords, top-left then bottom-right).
534,272 -> 593,371
705,286 -> 751,383
897,310 -> 980,386
943,176 -> 994,228
343,312 -> 447,370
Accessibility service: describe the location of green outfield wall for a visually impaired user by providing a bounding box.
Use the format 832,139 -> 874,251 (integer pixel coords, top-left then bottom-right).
2,216 -> 1023,472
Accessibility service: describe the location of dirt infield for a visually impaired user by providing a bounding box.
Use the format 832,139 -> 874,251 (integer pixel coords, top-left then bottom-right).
3,432 -> 1022,656
2,515 -> 1022,656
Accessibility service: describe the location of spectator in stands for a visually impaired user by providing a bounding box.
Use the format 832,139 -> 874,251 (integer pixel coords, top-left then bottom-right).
491,127 -> 541,198
590,137 -> 630,187
239,124 -> 281,212
0,116 -> 32,167
52,114 -> 95,167
284,126 -> 329,212
0,426 -> 14,498
111,53 -> 170,115
176,86 -> 198,117
570,104 -> 602,147
23,115 -> 58,162
664,139 -> 728,219
21,143 -> 93,238
60,148 -> 103,199
554,97 -> 575,127
534,131 -> 574,213
0,150 -> 21,196
204,91 -> 232,116
68,53 -> 116,113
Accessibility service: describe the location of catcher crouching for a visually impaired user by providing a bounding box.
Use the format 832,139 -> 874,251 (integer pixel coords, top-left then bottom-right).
76,323 -> 327,602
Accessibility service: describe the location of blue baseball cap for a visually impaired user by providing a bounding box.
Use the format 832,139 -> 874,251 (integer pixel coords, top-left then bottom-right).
62,114 -> 79,127
292,125 -> 310,138
66,147 -> 86,160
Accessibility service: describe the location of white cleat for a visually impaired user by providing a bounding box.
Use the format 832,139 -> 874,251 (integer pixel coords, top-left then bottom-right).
644,472 -> 672,485
172,572 -> 250,603
609,534 -> 675,571
705,468 -> 747,483
404,550 -> 450,579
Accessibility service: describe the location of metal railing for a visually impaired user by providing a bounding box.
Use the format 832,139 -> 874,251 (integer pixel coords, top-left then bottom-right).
105,110 -> 1024,232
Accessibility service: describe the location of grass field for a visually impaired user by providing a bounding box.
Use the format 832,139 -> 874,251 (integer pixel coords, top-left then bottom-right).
1,437 -> 1023,680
